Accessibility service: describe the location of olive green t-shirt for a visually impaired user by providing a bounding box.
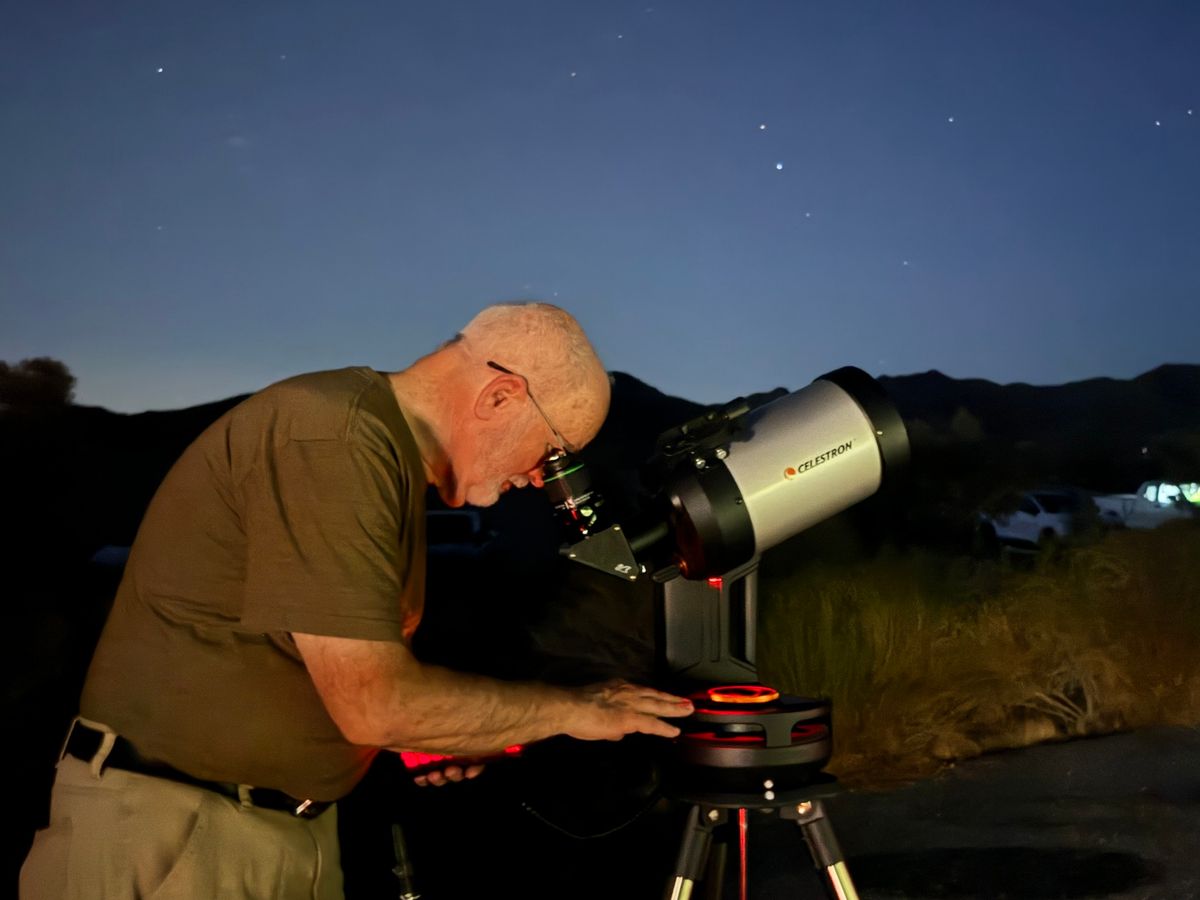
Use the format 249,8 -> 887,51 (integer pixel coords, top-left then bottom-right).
81,367 -> 426,800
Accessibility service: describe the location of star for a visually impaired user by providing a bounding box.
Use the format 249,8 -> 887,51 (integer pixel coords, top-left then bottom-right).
947,116 -> 955,123
570,71 -> 577,77
902,260 -> 910,266
1155,120 -> 1162,126
804,212 -> 811,218
775,162 -> 784,170
156,67 -> 164,74
1189,109 -> 1195,116
279,54 -> 287,61
759,123 -> 767,131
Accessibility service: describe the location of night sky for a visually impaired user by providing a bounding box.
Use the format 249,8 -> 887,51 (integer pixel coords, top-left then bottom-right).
2,1 -> 1198,413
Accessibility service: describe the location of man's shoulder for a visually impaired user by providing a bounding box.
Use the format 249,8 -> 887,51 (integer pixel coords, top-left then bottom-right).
237,367 -> 398,442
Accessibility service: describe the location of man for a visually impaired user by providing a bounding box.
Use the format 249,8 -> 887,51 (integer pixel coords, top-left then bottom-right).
21,302 -> 693,899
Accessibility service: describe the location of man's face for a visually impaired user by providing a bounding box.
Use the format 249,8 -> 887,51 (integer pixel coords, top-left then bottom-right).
446,405 -> 560,508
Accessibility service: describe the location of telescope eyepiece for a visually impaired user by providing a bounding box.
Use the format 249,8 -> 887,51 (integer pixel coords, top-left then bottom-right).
542,451 -> 604,537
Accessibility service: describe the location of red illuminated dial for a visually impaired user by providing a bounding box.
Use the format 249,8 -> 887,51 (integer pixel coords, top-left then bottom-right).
705,685 -> 780,704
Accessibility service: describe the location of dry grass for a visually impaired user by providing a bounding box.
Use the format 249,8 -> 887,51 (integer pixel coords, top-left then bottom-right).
756,522 -> 1200,788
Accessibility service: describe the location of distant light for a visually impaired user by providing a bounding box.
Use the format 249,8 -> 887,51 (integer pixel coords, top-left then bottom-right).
775,162 -> 783,170
947,116 -> 955,123
707,576 -> 723,589
156,67 -> 164,74
1155,120 -> 1162,127
759,123 -> 767,130
570,71 -> 577,77
1189,109 -> 1195,116
902,260 -> 910,266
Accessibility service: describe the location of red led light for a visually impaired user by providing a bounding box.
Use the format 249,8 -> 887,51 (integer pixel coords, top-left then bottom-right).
707,577 -> 723,589
398,745 -> 524,770
684,731 -> 766,745
791,724 -> 828,741
706,685 -> 780,704
399,751 -> 449,769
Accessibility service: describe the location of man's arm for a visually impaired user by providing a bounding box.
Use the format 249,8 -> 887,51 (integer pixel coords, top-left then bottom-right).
293,632 -> 693,755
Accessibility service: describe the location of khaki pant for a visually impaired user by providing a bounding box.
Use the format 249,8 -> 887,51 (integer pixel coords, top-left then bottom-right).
21,737 -> 344,899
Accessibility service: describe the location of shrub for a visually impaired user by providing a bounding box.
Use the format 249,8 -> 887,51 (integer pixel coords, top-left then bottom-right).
756,522 -> 1200,786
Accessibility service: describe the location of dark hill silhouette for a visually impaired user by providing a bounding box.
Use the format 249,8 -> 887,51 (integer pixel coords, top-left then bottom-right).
879,364 -> 1200,455
3,364 -> 1198,565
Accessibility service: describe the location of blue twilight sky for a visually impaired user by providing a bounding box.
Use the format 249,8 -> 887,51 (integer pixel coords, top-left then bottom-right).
1,1 -> 1198,412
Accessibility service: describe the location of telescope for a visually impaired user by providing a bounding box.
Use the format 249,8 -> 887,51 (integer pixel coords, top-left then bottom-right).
544,366 -> 908,584
539,367 -> 909,900
543,366 -> 910,795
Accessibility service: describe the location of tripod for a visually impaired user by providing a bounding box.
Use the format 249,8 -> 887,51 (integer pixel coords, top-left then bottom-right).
664,778 -> 858,900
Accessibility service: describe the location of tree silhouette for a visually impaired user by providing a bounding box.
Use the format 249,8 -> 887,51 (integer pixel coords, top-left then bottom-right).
0,357 -> 76,410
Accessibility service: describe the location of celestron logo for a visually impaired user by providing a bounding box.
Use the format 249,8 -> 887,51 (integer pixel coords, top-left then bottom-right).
784,440 -> 853,479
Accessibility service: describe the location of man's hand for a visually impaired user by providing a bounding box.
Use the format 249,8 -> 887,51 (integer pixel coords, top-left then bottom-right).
293,633 -> 693,755
413,762 -> 486,788
564,679 -> 694,741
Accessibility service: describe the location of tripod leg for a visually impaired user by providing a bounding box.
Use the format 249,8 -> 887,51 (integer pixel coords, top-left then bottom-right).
666,804 -> 723,900
699,838 -> 727,900
789,800 -> 860,900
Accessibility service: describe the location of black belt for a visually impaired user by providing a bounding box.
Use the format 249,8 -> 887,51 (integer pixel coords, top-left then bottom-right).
64,723 -> 333,819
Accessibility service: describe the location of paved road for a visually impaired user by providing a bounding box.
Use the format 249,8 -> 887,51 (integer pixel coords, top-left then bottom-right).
746,726 -> 1200,899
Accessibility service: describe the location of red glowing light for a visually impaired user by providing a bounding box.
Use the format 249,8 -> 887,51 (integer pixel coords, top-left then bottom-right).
707,577 -> 723,589
684,731 -> 766,745
706,684 -> 780,704
398,751 -> 449,769
398,745 -> 524,770
791,724 -> 828,741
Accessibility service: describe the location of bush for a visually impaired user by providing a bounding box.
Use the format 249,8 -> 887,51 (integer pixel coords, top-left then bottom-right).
756,522 -> 1200,787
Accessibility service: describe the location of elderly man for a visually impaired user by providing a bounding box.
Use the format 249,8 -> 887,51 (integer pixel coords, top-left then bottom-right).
21,302 -> 692,899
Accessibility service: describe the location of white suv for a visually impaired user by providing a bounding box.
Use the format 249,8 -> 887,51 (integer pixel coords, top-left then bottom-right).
978,489 -> 1096,551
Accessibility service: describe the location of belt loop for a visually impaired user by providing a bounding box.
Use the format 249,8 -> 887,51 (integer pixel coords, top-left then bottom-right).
90,731 -> 117,779
57,717 -> 81,764
76,716 -> 119,777
237,784 -> 254,808
59,716 -> 119,778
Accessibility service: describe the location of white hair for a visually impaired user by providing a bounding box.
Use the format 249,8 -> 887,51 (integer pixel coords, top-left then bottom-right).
457,302 -> 609,434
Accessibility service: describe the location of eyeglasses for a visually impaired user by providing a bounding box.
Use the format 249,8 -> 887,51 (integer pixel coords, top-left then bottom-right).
486,360 -> 577,454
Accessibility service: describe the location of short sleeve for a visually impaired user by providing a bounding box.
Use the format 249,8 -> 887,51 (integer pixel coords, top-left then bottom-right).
238,434 -> 420,641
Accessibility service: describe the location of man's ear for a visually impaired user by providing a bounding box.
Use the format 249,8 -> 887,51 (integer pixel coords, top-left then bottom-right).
474,373 -> 525,421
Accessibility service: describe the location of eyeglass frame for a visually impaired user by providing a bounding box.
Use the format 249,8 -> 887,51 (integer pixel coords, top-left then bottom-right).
485,360 -> 578,454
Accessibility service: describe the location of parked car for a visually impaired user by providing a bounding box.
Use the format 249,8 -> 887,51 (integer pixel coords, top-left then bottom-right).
977,488 -> 1099,553
1093,480 -> 1200,530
